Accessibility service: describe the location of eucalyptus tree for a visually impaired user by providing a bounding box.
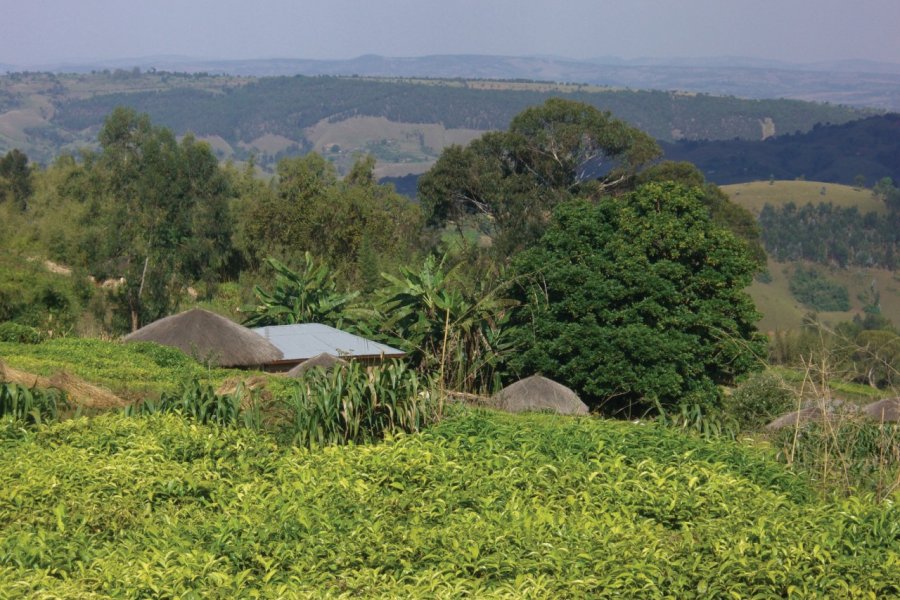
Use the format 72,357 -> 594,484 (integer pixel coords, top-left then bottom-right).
94,107 -> 233,330
418,98 -> 661,255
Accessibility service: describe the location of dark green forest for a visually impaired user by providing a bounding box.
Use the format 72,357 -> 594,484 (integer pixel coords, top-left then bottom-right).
758,194 -> 899,269
663,114 -> 900,185
53,75 -> 861,144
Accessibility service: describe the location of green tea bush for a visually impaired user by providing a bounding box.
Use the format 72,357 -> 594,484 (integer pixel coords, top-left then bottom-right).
0,322 -> 43,344
0,337 -> 233,395
284,360 -> 434,447
0,411 -> 897,597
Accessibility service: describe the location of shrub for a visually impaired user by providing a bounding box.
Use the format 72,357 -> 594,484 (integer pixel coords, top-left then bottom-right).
128,380 -> 249,428
724,371 -> 796,431
0,322 -> 43,344
283,359 -> 435,447
788,267 -> 850,311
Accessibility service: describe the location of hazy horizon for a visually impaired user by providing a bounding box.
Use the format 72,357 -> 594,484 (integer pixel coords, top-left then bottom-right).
2,0 -> 899,69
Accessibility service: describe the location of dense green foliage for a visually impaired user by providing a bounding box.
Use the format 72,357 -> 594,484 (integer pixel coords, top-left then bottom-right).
419,98 -> 660,254
759,200 -> 898,269
1,410 -> 897,597
788,267 -> 852,311
242,255 -> 360,328
773,418 -> 900,500
507,183 -> 766,414
7,111 -> 425,335
377,255 -> 515,394
283,360 -> 434,448
0,322 -> 42,344
0,338 -> 231,395
0,382 -> 66,424
0,149 -> 32,209
723,371 -> 796,432
129,380 -> 252,428
234,153 -> 424,288
0,254 -> 88,336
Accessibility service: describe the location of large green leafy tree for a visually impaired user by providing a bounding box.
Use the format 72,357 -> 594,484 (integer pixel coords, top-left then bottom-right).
0,149 -> 33,210
92,107 -> 233,330
239,153 -> 424,286
506,182 -> 766,415
418,98 -> 661,255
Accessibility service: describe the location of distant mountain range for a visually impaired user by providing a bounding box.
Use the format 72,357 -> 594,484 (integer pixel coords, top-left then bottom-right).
8,54 -> 900,111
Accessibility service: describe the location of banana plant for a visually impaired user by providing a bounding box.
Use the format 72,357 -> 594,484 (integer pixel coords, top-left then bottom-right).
378,254 -> 517,394
242,253 -> 359,328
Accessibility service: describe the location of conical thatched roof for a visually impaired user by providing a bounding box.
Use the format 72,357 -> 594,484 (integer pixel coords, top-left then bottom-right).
285,353 -> 348,377
491,375 -> 589,416
861,398 -> 900,422
123,309 -> 283,367
765,399 -> 859,431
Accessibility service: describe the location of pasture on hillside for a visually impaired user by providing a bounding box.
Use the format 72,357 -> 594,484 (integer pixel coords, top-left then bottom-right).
748,259 -> 900,333
723,180 -> 886,216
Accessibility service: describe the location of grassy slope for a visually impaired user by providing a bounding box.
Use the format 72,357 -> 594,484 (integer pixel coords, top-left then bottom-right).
748,259 -> 900,333
1,410 -> 897,597
724,181 -> 899,332
722,180 -> 886,216
0,338 -> 260,399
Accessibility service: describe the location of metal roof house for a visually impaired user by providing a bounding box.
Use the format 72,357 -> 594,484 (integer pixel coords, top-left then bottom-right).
251,323 -> 406,371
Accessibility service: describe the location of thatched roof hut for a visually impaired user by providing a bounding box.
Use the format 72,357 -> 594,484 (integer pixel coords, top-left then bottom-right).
861,398 -> 900,422
123,309 -> 283,368
285,353 -> 348,377
491,375 -> 589,416
765,399 -> 859,431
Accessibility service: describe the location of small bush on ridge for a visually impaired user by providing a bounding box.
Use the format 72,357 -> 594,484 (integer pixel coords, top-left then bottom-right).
0,322 -> 43,344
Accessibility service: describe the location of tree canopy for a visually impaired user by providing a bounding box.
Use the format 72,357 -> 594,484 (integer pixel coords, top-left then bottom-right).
506,182 -> 766,415
418,98 -> 661,255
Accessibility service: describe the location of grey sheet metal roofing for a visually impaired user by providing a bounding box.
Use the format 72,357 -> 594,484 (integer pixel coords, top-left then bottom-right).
252,323 -> 405,363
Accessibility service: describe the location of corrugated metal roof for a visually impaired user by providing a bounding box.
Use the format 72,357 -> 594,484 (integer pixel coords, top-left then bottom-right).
251,323 -> 405,362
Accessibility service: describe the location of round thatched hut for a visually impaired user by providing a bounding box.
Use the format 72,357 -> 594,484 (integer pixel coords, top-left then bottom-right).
285,353 -> 348,377
765,399 -> 859,431
123,309 -> 283,368
861,398 -> 900,422
491,375 -> 589,416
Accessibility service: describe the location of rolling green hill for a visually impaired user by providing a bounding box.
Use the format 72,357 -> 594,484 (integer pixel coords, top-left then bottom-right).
747,259 -> 900,332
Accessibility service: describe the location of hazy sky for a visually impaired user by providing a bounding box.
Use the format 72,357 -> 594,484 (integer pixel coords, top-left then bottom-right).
2,0 -> 899,66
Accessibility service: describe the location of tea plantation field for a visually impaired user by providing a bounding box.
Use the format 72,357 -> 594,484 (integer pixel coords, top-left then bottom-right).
1,409 -> 898,598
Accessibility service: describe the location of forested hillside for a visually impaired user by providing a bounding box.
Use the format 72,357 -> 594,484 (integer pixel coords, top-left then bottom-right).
0,71 -> 867,171
663,114 -> 900,185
